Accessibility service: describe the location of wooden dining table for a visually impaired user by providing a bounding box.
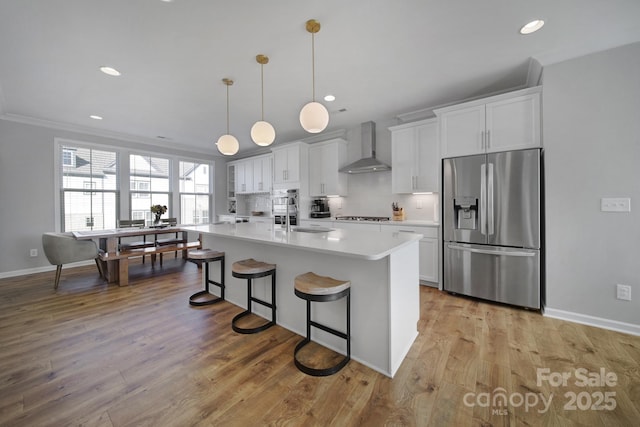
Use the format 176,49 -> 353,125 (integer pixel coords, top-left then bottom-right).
72,227 -> 194,285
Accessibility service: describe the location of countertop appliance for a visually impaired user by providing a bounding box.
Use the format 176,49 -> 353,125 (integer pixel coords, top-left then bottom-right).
310,197 -> 331,218
272,189 -> 298,228
443,148 -> 542,309
335,216 -> 390,222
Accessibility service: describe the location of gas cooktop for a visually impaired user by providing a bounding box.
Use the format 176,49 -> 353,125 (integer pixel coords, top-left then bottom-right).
335,216 -> 390,222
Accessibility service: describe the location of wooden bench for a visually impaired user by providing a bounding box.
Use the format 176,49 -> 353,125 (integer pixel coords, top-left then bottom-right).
99,240 -> 202,286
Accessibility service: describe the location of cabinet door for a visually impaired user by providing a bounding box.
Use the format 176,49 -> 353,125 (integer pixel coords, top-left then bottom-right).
252,157 -> 271,193
391,127 -> 416,194
273,149 -> 288,184
414,122 -> 439,193
227,164 -> 236,199
286,145 -> 300,182
308,144 -> 324,196
239,161 -> 254,193
439,104 -> 485,158
485,93 -> 540,153
419,237 -> 438,283
273,146 -> 300,184
235,162 -> 245,194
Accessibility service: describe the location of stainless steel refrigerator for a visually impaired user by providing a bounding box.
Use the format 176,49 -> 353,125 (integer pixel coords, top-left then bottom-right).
443,148 -> 542,309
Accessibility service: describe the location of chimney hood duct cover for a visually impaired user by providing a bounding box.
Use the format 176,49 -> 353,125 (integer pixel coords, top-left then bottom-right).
339,121 -> 391,174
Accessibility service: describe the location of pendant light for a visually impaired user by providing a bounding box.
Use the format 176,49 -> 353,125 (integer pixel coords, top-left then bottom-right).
299,19 -> 329,133
216,78 -> 239,156
251,54 -> 276,146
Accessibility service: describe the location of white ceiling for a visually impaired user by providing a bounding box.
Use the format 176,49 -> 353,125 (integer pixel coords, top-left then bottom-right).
0,0 -> 639,155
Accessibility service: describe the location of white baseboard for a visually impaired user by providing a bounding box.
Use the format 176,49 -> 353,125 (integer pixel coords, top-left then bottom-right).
543,307 -> 640,337
0,260 -> 95,280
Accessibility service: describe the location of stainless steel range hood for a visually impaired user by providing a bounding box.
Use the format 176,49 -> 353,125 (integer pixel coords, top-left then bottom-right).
339,121 -> 391,174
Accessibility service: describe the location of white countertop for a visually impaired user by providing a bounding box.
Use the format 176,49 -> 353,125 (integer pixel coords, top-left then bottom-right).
184,222 -> 422,261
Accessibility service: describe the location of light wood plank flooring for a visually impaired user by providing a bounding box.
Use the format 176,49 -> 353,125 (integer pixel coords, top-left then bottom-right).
1,259 -> 638,426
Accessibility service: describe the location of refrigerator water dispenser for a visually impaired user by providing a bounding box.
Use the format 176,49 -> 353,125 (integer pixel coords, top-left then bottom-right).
453,197 -> 478,230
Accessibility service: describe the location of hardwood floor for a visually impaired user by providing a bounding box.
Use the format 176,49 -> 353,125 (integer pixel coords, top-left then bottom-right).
1,260 -> 638,426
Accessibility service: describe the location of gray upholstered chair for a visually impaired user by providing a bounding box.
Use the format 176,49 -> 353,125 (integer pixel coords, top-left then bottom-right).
42,232 -> 103,289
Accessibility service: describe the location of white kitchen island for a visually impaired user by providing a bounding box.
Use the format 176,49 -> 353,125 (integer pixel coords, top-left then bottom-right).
183,222 -> 422,377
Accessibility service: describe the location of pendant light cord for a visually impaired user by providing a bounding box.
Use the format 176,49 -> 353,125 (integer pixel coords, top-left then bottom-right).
226,83 -> 230,134
311,32 -> 316,102
260,63 -> 265,121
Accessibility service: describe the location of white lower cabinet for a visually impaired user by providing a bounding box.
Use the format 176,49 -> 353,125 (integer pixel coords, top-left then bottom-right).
382,224 -> 439,285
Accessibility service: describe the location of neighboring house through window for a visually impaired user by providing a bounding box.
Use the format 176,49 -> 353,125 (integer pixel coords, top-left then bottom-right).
58,143 -> 119,231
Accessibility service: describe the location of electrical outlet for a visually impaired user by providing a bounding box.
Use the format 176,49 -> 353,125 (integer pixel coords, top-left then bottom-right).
601,197 -> 631,212
616,284 -> 631,301
416,199 -> 423,209
29,248 -> 38,257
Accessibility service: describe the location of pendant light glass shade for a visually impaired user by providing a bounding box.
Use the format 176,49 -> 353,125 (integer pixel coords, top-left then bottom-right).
216,134 -> 239,155
216,78 -> 239,156
251,120 -> 276,146
300,19 -> 329,134
251,55 -> 275,146
299,101 -> 329,133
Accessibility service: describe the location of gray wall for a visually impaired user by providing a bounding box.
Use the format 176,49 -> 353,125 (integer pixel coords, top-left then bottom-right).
543,42 -> 640,325
0,119 -> 227,275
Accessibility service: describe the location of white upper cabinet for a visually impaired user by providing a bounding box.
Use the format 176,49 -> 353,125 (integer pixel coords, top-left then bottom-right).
308,138 -> 348,197
252,155 -> 272,193
271,142 -> 308,190
234,160 -> 253,194
230,154 -> 272,194
435,87 -> 541,158
389,118 -> 439,194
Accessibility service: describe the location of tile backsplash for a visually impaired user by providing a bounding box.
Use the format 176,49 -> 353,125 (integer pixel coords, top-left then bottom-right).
327,171 -> 439,222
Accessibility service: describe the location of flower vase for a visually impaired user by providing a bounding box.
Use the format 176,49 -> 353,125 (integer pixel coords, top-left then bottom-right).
153,215 -> 162,226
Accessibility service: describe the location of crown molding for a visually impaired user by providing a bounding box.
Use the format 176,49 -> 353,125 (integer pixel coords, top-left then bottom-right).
0,112 -> 220,157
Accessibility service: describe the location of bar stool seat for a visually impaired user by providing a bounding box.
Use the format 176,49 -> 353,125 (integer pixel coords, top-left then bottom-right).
231,259 -> 277,334
187,249 -> 225,306
294,272 -> 351,377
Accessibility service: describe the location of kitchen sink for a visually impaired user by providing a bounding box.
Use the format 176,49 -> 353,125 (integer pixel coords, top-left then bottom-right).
293,227 -> 334,233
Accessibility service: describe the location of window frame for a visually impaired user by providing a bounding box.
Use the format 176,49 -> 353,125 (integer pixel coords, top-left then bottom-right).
55,139 -> 215,232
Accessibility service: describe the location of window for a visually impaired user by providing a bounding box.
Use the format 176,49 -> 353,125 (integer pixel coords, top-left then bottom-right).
179,161 -> 210,224
59,144 -> 118,231
130,154 -> 170,221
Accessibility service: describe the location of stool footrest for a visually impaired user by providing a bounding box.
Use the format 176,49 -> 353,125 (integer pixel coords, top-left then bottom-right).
309,320 -> 348,340
294,338 -> 351,377
189,290 -> 224,306
232,311 -> 275,334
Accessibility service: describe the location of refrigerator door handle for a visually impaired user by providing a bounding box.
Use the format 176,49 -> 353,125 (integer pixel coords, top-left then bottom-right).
447,244 -> 535,257
487,162 -> 494,236
480,163 -> 486,235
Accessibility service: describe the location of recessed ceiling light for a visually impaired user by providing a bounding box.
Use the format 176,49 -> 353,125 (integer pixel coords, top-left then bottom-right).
89,115 -> 103,120
520,19 -> 545,35
324,94 -> 336,102
100,66 -> 121,76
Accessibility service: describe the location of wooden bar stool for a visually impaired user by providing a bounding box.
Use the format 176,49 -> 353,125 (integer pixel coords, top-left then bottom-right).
231,258 -> 277,334
187,249 -> 225,306
293,272 -> 351,376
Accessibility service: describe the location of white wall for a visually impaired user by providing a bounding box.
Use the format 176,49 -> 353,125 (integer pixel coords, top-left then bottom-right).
0,119 -> 227,275
543,42 -> 640,327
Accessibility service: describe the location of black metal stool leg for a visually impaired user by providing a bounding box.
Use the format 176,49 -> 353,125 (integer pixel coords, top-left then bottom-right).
189,256 -> 225,306
231,271 -> 277,334
294,288 -> 351,376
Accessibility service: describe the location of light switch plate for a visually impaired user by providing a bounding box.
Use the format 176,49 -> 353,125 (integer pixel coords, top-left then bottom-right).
601,197 -> 631,212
